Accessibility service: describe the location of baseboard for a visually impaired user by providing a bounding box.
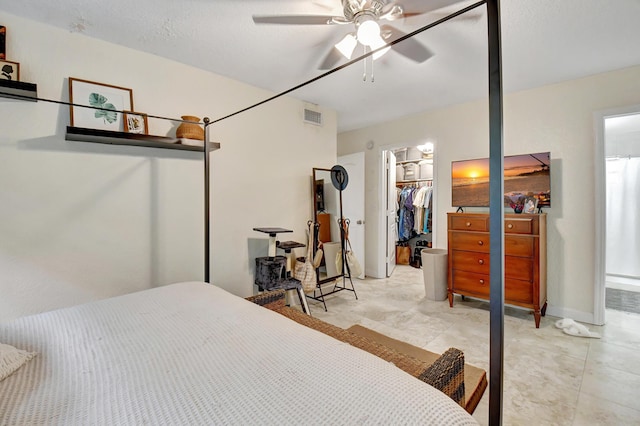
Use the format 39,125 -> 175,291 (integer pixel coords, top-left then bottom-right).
365,266 -> 385,279
546,305 -> 599,325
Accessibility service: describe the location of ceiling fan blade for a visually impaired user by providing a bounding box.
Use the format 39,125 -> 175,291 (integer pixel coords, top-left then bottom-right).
426,11 -> 483,22
383,25 -> 433,63
319,47 -> 344,70
252,15 -> 339,25
398,12 -> 428,19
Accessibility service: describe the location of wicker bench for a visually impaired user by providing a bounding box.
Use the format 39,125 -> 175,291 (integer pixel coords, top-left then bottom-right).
247,290 -> 469,411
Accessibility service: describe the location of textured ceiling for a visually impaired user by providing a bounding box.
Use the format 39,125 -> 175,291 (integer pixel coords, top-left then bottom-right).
2,0 -> 640,132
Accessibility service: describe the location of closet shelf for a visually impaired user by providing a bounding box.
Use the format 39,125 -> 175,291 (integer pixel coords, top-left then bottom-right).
65,126 -> 221,152
397,159 -> 433,165
0,79 -> 38,101
397,178 -> 433,185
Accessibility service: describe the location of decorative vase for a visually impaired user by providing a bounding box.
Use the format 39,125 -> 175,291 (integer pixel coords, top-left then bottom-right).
513,205 -> 524,214
176,115 -> 204,141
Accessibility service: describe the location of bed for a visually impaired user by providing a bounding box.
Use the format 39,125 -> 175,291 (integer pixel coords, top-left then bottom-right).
0,282 -> 477,425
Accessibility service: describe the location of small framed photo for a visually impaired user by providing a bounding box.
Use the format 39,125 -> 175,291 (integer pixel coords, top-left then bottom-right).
123,111 -> 148,134
69,77 -> 133,131
523,196 -> 538,214
0,59 -> 19,81
0,25 -> 6,60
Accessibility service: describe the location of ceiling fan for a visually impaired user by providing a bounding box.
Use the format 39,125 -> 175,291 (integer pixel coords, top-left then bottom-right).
253,0 -> 465,69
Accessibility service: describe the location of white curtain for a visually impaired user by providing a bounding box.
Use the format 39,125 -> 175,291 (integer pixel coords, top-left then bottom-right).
606,157 -> 640,279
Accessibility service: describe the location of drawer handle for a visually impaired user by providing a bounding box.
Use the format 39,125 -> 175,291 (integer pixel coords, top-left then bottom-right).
507,223 -> 513,229
478,240 -> 484,246
478,259 -> 484,265
466,222 -> 471,227
479,279 -> 485,285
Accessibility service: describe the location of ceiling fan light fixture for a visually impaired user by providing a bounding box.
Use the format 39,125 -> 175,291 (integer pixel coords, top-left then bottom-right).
335,33 -> 357,59
356,19 -> 381,46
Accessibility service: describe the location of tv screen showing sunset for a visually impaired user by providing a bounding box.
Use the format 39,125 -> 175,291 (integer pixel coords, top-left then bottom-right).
451,152 -> 551,208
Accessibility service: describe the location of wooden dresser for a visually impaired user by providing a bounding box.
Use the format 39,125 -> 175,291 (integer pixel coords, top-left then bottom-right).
447,212 -> 547,327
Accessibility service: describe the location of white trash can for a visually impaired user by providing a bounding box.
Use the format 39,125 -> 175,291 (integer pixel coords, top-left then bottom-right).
421,248 -> 448,301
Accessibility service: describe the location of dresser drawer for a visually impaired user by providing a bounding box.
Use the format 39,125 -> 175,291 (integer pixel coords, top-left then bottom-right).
451,251 -> 533,281
451,270 -> 490,297
506,256 -> 534,282
450,231 -> 490,252
451,232 -> 534,257
505,217 -> 534,235
505,279 -> 534,304
452,271 -> 533,304
449,215 -> 488,232
452,250 -> 489,274
505,236 -> 534,257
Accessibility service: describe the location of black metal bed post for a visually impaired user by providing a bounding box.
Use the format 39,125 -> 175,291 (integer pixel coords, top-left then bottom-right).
487,0 -> 504,424
203,117 -> 211,283
338,191 -> 355,294
339,190 -> 346,278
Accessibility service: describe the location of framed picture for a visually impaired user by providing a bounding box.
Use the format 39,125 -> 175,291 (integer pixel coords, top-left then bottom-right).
0,26 -> 5,60
69,77 -> 133,131
523,195 -> 538,214
123,111 -> 148,134
0,59 -> 19,81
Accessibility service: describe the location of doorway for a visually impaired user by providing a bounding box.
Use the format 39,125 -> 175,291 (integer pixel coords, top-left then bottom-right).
604,114 -> 640,314
382,142 -> 436,278
338,152 -> 366,279
595,107 -> 640,323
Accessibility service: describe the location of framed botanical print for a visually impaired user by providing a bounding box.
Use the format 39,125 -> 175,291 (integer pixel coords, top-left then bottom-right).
69,77 -> 133,131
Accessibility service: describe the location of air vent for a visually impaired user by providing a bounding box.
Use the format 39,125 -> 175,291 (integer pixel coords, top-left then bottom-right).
304,108 -> 323,126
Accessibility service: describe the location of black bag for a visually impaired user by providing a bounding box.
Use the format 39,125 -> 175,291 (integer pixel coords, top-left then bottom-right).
412,247 -> 423,268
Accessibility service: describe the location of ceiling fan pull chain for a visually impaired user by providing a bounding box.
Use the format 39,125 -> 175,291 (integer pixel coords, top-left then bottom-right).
371,58 -> 375,83
363,46 -> 367,82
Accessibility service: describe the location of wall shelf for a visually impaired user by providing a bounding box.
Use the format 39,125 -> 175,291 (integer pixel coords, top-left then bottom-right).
65,126 -> 221,152
0,79 -> 38,101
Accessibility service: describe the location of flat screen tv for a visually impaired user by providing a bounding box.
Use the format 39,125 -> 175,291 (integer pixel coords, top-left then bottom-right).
451,152 -> 550,208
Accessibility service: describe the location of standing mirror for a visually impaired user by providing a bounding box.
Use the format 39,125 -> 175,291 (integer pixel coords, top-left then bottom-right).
309,167 -> 357,311
312,168 -> 342,282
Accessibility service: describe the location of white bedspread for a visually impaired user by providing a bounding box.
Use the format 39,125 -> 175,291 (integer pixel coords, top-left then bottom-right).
0,282 -> 477,425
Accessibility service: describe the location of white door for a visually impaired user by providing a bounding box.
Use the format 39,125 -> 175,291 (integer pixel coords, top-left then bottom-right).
338,152 -> 365,278
386,151 -> 397,277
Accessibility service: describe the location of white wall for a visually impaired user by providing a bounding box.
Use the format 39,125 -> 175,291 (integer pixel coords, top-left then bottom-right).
338,65 -> 640,323
0,12 -> 337,322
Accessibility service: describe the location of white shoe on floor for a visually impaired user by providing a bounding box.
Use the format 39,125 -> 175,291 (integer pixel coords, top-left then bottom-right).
555,318 -> 601,338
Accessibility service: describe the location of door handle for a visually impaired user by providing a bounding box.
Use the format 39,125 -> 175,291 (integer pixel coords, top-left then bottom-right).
357,220 -> 364,225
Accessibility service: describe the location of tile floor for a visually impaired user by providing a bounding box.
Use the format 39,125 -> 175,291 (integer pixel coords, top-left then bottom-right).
306,265 -> 640,425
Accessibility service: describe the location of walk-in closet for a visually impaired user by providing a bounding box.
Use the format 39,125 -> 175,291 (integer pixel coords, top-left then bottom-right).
386,143 -> 435,276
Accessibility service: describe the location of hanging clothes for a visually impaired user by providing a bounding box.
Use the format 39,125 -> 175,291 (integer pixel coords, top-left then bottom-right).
411,184 -> 433,235
397,186 -> 416,241
412,185 -> 427,234
397,182 -> 433,241
423,185 -> 433,234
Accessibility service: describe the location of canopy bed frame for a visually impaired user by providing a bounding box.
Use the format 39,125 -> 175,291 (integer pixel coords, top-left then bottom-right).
1,1 -> 505,423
